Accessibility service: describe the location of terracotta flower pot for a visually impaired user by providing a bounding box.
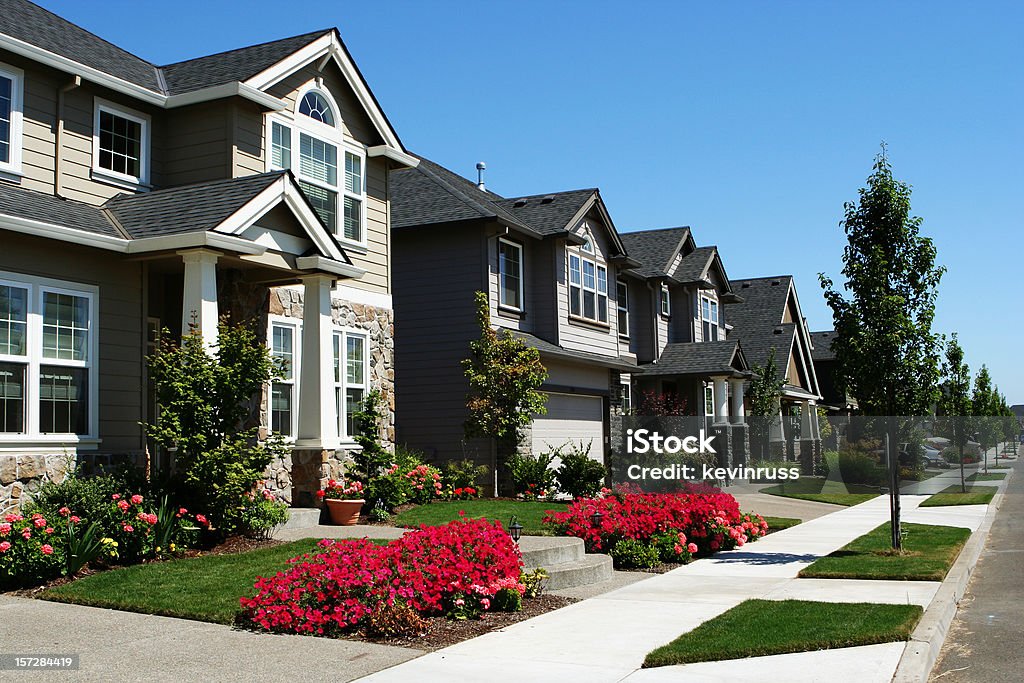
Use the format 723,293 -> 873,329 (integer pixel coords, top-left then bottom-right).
325,498 -> 364,526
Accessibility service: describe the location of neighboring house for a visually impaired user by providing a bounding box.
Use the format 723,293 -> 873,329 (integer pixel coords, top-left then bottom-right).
0,0 -> 416,512
617,227 -> 752,463
390,155 -> 637,472
728,276 -> 823,463
810,330 -> 858,415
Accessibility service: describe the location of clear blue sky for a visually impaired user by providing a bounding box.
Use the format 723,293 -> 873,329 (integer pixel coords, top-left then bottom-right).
39,1 -> 1024,402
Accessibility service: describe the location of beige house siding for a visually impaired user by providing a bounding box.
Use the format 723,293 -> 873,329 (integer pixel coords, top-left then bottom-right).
0,232 -> 145,454
554,217 -> 621,356
162,101 -> 231,187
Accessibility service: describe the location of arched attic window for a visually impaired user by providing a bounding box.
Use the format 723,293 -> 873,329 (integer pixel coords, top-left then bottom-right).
299,90 -> 336,126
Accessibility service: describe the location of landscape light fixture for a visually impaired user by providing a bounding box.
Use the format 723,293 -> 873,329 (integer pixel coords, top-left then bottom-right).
591,510 -> 604,529
508,515 -> 523,543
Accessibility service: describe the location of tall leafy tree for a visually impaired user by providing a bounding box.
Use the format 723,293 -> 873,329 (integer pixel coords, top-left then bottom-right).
463,291 -> 548,495
747,348 -> 786,459
972,365 -> 999,474
819,148 -> 945,549
938,334 -> 972,493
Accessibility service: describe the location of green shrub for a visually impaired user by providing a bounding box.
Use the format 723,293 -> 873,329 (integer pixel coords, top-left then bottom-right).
820,449 -> 886,486
24,469 -> 134,531
509,452 -> 558,500
553,441 -> 606,499
491,587 -> 523,612
609,538 -> 660,569
521,567 -> 548,598
441,459 -> 489,491
239,495 -> 289,539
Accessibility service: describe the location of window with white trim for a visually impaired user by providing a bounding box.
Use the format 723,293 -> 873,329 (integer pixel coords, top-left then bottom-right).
616,280 -> 629,338
701,296 -> 719,341
0,63 -> 24,175
568,251 -> 607,323
93,100 -> 150,185
660,284 -> 671,317
333,330 -> 367,439
704,383 -> 715,417
498,238 -> 523,311
269,321 -> 298,437
0,274 -> 96,439
620,382 -> 631,414
267,87 -> 366,244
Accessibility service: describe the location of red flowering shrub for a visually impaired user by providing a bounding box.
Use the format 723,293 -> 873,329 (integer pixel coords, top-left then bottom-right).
240,517 -> 524,635
543,491 -> 767,563
0,512 -> 64,588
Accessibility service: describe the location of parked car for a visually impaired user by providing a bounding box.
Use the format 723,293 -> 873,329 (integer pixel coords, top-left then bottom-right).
922,446 -> 950,469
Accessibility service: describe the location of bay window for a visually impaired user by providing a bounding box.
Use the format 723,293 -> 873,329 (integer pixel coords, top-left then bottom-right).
568,251 -> 607,324
267,87 -> 366,244
0,274 -> 96,441
498,238 -> 523,311
333,330 -> 368,439
701,296 -> 719,341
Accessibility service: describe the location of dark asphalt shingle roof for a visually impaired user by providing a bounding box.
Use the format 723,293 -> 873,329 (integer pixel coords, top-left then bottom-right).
493,189 -> 597,237
105,172 -> 286,238
510,330 -> 637,372
159,30 -> 330,95
639,340 -> 747,377
0,172 -> 287,240
619,227 -> 691,279
0,1 -> 329,96
727,276 -> 796,370
0,181 -> 121,238
810,331 -> 837,362
674,246 -> 718,282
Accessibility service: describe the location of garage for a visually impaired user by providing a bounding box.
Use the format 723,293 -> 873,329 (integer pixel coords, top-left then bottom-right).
531,393 -> 605,460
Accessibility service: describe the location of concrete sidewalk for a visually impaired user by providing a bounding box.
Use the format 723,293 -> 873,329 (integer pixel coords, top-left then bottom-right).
358,468 -> 992,683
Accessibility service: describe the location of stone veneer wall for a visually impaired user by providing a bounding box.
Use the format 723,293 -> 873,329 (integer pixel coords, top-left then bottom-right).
265,286 -> 395,506
1,453 -> 146,516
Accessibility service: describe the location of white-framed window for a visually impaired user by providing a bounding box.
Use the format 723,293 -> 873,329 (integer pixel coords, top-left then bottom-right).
568,251 -> 608,323
0,63 -> 24,176
498,238 -> 523,311
701,296 -> 719,341
266,85 -> 367,246
660,284 -> 671,317
268,319 -> 298,438
704,383 -> 715,418
0,272 -> 97,441
333,329 -> 367,440
620,381 -> 631,414
616,280 -> 629,338
92,99 -> 150,187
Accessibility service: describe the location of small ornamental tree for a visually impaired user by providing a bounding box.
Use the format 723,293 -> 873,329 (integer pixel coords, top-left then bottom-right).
938,334 -> 972,493
747,347 -> 785,459
462,291 -> 548,496
819,147 -> 945,550
146,320 -> 287,535
972,366 -> 1003,474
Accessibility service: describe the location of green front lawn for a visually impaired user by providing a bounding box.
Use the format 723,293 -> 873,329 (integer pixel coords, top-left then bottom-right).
42,539 -> 333,624
967,472 -> 1006,482
920,485 -> 996,507
761,477 -> 880,506
762,516 -> 801,532
643,599 -> 922,667
394,499 -> 567,536
799,522 -> 970,581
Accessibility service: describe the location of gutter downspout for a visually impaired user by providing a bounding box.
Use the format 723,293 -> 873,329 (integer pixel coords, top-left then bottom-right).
54,75 -> 82,198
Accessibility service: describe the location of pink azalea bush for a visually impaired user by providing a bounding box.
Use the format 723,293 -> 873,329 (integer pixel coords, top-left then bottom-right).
403,464 -> 443,505
0,512 -> 65,587
240,517 -> 525,635
543,489 -> 768,568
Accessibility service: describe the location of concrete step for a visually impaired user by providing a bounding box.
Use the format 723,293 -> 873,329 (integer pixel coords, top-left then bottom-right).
518,535 -> 585,567
529,553 -> 615,591
282,507 -> 321,530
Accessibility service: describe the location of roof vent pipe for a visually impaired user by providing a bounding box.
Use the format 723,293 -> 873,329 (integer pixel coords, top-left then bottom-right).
476,161 -> 487,191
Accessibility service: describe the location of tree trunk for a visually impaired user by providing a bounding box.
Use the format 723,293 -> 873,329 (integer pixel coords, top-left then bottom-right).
959,444 -> 966,494
887,422 -> 902,551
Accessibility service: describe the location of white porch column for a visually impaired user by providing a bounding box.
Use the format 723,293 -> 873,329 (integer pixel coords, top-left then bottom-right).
800,400 -> 813,439
808,400 -> 821,440
713,376 -> 729,425
729,378 -> 745,424
769,399 -> 785,442
179,249 -> 219,348
296,274 -> 338,449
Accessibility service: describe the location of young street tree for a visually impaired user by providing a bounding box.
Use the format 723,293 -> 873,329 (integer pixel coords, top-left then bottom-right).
819,148 -> 945,550
972,365 -> 1000,474
938,334 -> 972,493
463,291 -> 548,495
747,347 -> 786,459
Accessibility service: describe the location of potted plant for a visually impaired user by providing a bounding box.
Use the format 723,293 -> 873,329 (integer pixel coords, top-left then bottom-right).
317,479 -> 366,525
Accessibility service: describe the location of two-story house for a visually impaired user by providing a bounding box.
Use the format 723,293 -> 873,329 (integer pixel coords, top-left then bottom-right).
0,0 -> 416,513
390,156 -> 637,479
617,227 -> 752,464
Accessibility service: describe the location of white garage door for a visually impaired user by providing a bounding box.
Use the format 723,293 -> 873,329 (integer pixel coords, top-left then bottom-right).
532,393 -> 604,460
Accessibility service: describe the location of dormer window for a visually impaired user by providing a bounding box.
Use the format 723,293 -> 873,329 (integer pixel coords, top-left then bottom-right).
701,296 -> 719,341
568,251 -> 607,324
299,91 -> 335,126
267,85 -> 366,245
498,238 -> 523,311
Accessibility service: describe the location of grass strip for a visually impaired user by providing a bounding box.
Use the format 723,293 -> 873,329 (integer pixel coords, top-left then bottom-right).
799,522 -> 970,581
394,499 -> 567,536
643,599 -> 922,667
920,485 -> 996,507
966,472 -> 1005,482
761,477 -> 880,506
762,516 -> 801,532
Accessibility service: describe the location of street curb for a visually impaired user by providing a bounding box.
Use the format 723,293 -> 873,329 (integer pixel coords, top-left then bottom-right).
890,464 -> 1015,683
